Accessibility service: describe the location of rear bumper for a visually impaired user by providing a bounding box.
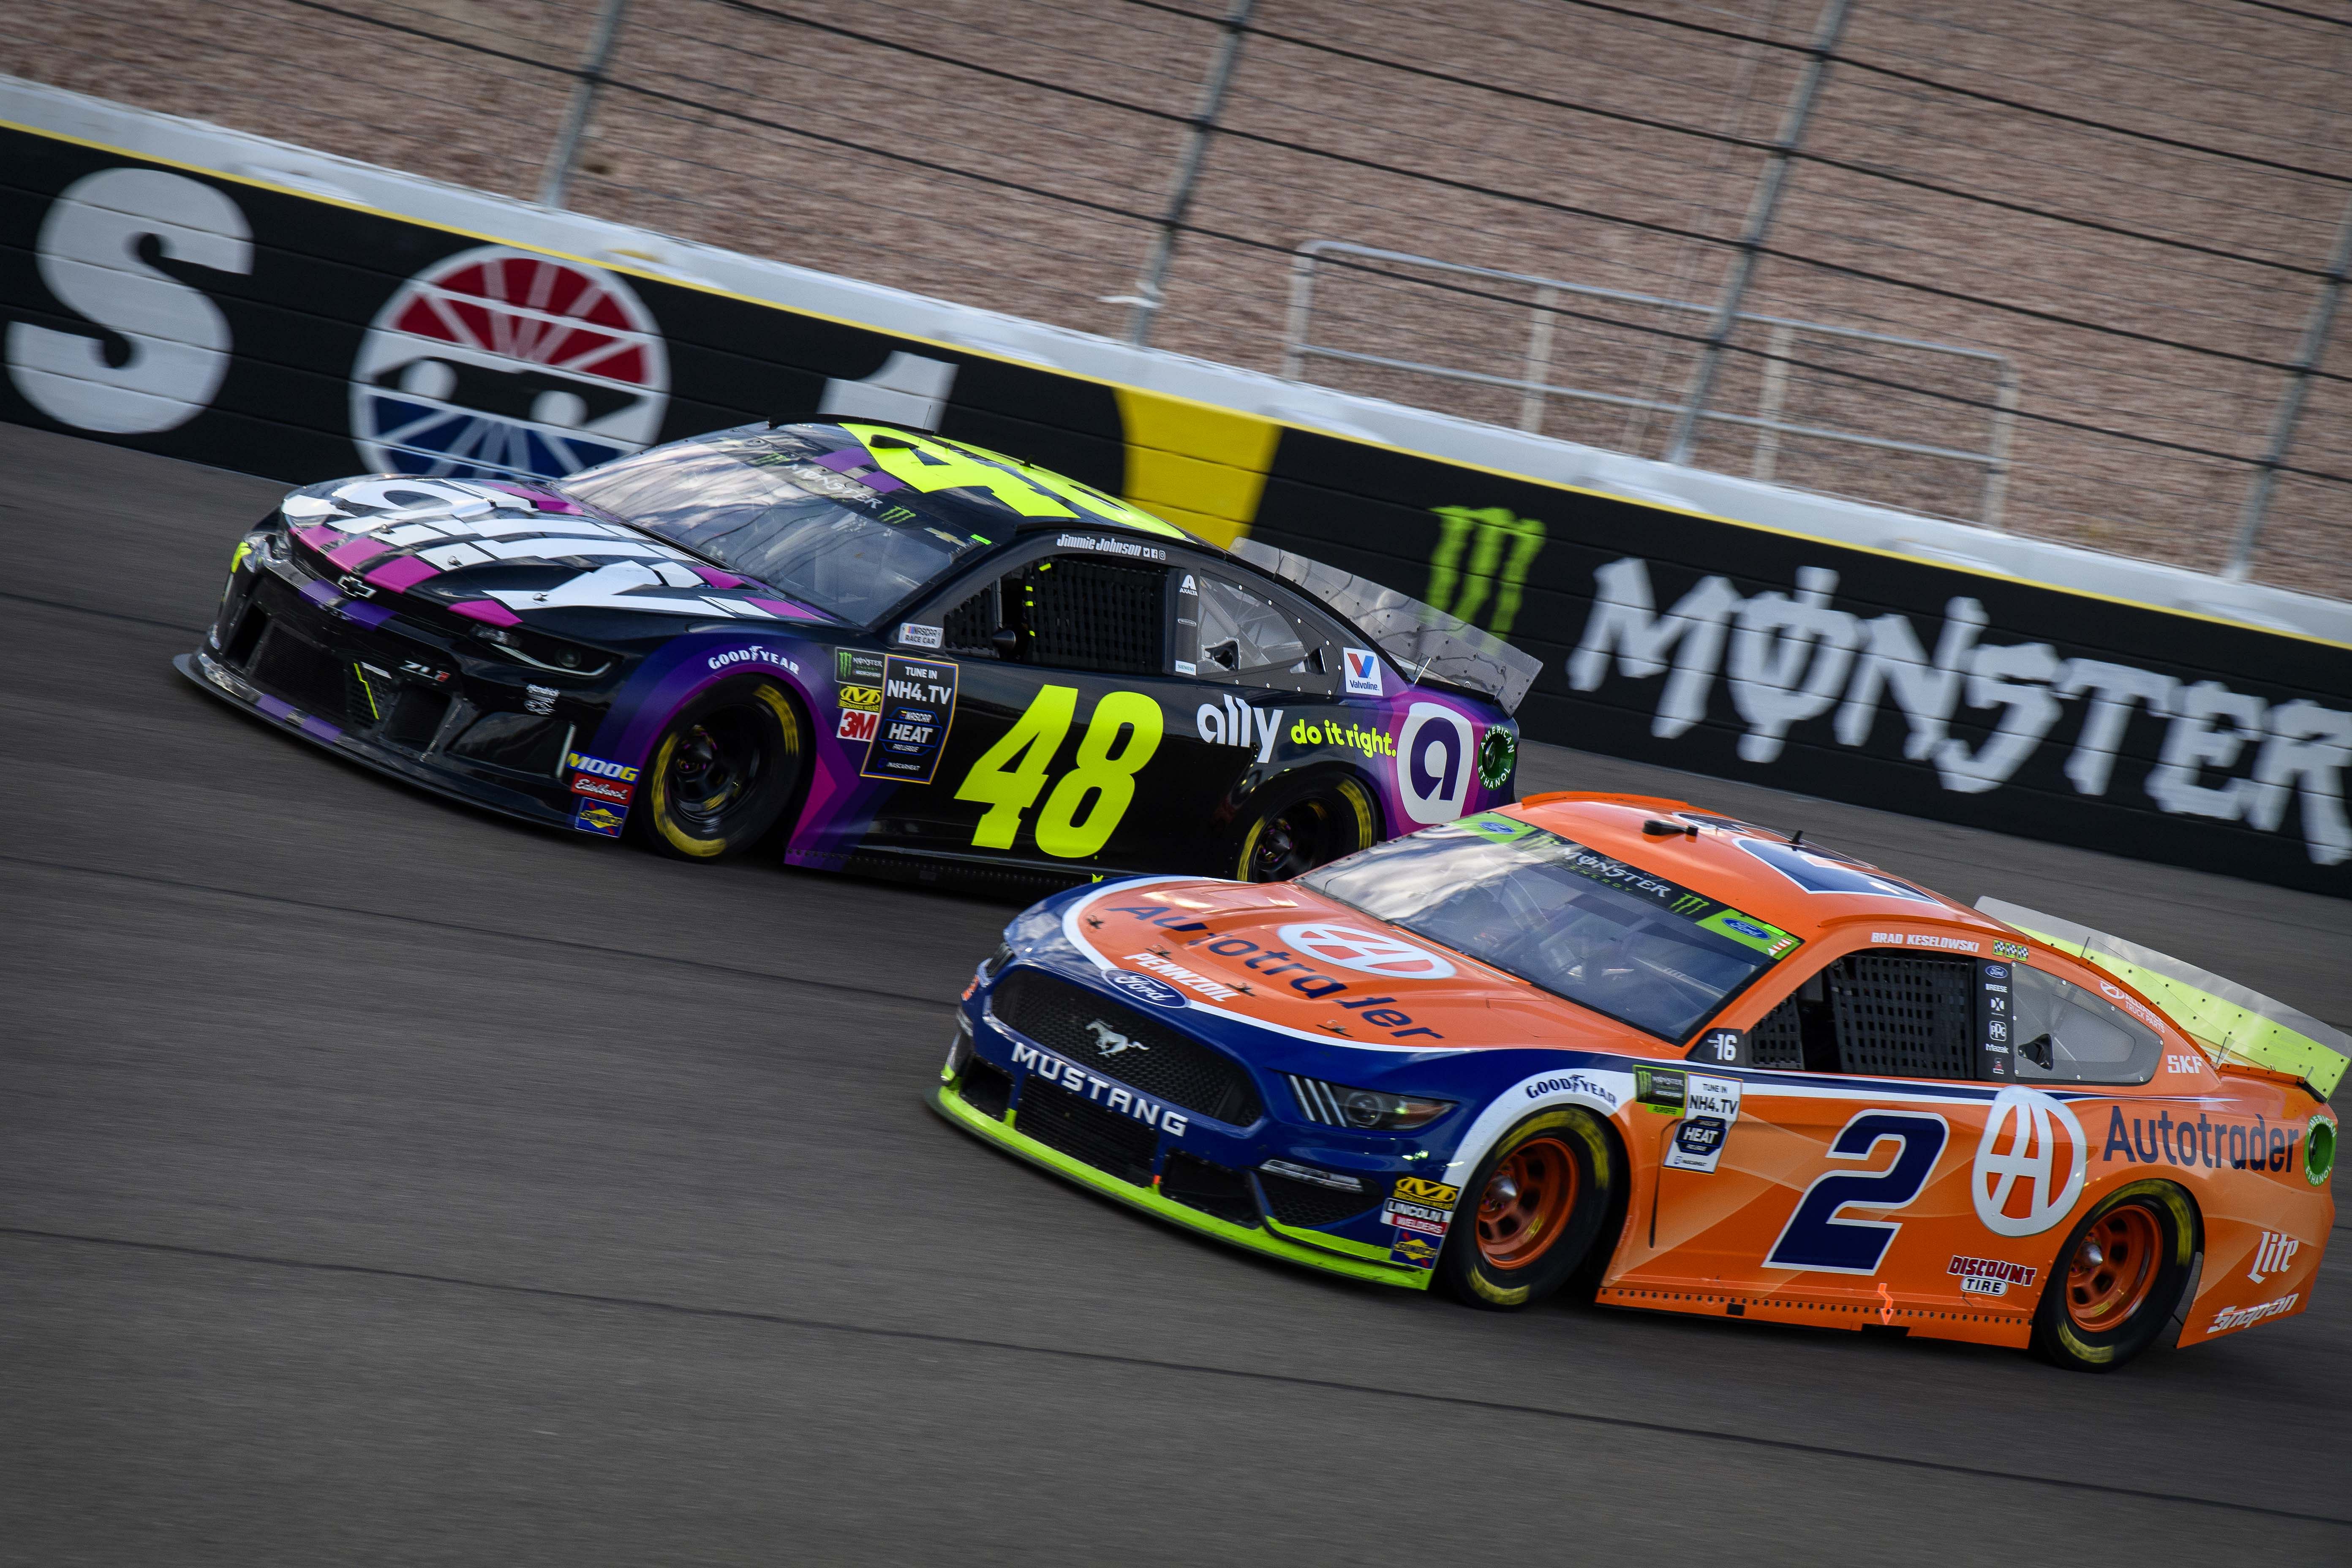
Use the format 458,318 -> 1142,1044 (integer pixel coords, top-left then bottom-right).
930,1075 -> 1432,1290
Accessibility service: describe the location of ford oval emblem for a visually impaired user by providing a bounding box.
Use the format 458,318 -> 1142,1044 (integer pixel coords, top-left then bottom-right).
1985,964 -> 2009,979
1105,970 -> 1185,1008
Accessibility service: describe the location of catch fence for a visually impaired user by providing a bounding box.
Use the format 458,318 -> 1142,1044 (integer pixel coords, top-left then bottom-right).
10,0 -> 2352,595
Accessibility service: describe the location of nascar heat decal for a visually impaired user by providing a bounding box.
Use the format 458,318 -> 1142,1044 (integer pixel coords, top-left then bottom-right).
351,247 -> 668,481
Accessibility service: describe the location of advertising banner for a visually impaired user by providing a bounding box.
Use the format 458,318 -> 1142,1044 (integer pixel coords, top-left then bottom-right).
3,119 -> 2345,896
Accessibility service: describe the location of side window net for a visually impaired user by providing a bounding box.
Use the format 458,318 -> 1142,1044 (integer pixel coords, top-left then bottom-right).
1749,951 -> 1975,1079
1019,557 -> 1164,675
1829,953 -> 1976,1079
941,580 -> 999,657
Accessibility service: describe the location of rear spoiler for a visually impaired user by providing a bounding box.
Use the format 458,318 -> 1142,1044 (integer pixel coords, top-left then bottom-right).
1975,898 -> 2347,1101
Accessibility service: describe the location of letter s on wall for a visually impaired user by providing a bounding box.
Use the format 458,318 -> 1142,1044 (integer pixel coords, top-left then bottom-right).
6,168 -> 252,433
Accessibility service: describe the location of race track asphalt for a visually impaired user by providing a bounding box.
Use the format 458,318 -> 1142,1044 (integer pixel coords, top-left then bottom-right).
3,421 -> 2347,1565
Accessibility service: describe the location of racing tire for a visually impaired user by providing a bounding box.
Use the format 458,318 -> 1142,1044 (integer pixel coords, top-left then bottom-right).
638,681 -> 806,861
1232,774 -> 1377,882
2030,1181 -> 2197,1372
1438,1108 -> 1618,1310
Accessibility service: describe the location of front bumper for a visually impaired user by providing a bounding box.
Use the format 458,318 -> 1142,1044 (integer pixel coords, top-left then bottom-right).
931,1081 -> 1431,1288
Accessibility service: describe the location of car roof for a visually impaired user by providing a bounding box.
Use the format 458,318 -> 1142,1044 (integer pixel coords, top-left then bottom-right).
1502,792 -> 2000,944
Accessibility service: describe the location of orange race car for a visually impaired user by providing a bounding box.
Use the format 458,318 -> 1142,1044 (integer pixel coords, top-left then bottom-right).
936,792 -> 2343,1370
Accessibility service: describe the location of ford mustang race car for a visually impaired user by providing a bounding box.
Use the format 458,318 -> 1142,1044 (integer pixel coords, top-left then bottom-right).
178,421 -> 1535,885
936,794 -> 2342,1369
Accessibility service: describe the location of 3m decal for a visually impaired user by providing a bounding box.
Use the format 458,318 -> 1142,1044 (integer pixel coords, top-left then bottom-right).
837,708 -> 878,743
1396,702 -> 1474,825
1277,923 -> 1456,981
1765,1111 -> 1950,1274
1342,647 -> 1383,697
1971,1086 -> 2088,1237
860,655 -> 959,784
956,686 -> 1164,859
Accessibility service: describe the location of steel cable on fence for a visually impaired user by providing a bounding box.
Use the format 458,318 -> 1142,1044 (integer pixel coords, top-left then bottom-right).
264,0 -> 2352,490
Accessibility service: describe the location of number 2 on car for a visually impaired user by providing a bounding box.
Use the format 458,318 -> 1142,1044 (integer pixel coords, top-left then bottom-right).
956,686 -> 1163,860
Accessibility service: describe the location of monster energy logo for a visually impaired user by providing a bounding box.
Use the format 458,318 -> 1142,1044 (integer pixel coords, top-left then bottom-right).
1671,894 -> 1709,915
1428,506 -> 1547,637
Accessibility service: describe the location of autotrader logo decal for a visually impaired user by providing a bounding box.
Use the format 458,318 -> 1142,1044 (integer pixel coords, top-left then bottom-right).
1971,1085 -> 2088,1237
1276,923 -> 1456,980
352,247 -> 667,480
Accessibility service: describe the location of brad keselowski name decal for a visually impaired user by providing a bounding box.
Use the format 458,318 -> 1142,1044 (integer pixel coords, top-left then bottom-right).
1097,904 -> 1446,1040
1009,1040 -> 1188,1135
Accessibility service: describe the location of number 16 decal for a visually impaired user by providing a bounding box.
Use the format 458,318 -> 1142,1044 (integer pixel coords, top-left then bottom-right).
1765,1111 -> 1949,1275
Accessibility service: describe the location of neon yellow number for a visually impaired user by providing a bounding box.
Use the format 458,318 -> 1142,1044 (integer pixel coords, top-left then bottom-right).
1035,691 -> 1165,860
838,424 -> 1074,519
956,684 -> 1077,847
1013,467 -> 1186,539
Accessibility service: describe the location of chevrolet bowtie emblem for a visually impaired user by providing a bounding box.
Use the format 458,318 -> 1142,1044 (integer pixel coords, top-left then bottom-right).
1085,1019 -> 1148,1056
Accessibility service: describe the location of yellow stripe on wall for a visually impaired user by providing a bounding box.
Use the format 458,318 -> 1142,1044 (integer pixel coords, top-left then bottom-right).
1115,387 -> 1282,547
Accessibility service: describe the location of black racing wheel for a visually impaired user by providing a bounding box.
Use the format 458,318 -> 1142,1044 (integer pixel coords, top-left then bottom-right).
1232,775 -> 1377,882
638,681 -> 806,860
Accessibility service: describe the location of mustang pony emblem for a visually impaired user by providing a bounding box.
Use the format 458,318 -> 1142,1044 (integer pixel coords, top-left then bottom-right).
1085,1020 -> 1149,1056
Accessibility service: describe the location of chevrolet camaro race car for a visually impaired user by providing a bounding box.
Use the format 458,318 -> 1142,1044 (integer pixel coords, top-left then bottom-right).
937,794 -> 2344,1369
178,421 -> 1535,885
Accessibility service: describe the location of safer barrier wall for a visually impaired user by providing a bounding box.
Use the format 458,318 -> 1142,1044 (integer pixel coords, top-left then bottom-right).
3,110 -> 2347,898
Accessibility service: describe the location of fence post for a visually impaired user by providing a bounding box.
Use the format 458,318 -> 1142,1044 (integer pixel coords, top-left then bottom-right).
1663,0 -> 1851,466
1125,0 -> 1256,348
538,0 -> 630,211
2223,192 -> 2352,580
1518,286 -> 1560,433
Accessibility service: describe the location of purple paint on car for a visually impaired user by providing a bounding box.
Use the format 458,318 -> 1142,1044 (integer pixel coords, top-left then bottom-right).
327,537 -> 390,570
340,601 -> 395,629
450,599 -> 523,627
692,565 -> 751,590
299,578 -> 341,609
746,598 -> 828,621
364,555 -> 441,594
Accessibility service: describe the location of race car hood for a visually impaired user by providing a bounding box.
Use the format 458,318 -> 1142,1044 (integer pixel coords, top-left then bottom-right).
1064,878 -> 1663,1058
276,474 -> 833,630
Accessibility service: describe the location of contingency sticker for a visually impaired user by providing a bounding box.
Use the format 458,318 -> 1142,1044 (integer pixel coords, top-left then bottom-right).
860,655 -> 959,784
1662,1075 -> 1742,1173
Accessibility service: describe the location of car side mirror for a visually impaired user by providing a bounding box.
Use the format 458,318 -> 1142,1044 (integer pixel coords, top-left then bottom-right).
990,627 -> 1020,658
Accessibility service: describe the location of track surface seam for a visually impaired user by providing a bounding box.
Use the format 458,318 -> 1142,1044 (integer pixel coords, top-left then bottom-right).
0,852 -> 963,1008
3,1224 -> 2343,1529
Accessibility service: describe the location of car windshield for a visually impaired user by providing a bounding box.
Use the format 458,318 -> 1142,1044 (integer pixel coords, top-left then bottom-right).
559,431 -> 996,625
1303,813 -> 1802,1040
